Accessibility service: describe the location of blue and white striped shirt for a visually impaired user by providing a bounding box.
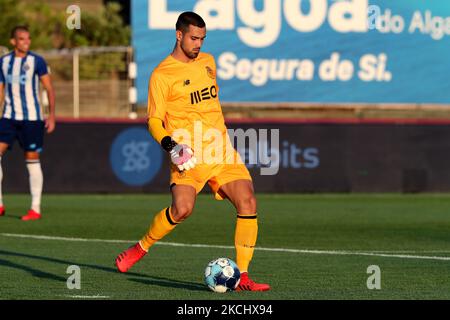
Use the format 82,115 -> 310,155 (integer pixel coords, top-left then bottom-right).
0,51 -> 48,121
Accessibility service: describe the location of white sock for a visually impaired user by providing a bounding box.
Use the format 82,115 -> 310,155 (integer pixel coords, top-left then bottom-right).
26,160 -> 43,214
0,156 -> 3,207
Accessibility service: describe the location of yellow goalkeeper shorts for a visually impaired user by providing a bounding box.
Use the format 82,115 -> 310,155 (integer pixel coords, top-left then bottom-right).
169,151 -> 252,200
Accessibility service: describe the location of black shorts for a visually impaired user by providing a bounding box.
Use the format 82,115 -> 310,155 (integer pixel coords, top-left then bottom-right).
0,118 -> 45,152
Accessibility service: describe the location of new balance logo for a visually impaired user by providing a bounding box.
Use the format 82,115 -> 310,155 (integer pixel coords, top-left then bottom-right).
190,85 -> 217,104
183,79 -> 190,86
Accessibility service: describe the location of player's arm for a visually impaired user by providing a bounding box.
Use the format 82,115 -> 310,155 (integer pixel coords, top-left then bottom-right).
148,117 -> 170,145
40,74 -> 55,133
0,83 -> 4,107
148,117 -> 196,171
36,56 -> 55,133
0,63 -> 4,107
147,72 -> 196,171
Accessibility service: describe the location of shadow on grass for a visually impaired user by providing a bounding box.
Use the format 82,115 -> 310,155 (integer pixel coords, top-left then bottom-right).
0,214 -> 22,220
0,258 -> 67,282
128,277 -> 207,292
0,249 -> 205,291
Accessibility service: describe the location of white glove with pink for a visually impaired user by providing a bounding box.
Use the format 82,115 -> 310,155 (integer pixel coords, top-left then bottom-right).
169,144 -> 197,171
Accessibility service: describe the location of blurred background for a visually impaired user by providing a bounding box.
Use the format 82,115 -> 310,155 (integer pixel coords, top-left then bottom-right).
0,0 -> 131,118
1,0 -> 450,193
1,0 -> 448,119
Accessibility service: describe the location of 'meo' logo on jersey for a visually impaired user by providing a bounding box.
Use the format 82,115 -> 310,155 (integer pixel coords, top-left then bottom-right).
190,85 -> 217,104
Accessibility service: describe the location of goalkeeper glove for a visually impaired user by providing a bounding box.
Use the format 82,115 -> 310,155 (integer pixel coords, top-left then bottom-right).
162,136 -> 197,171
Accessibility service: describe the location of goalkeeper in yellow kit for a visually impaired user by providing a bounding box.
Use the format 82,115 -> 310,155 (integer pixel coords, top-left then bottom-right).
115,11 -> 270,291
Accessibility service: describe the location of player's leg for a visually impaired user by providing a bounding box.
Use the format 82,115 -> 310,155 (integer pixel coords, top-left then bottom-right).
0,142 -> 9,216
0,118 -> 16,217
18,121 -> 45,221
139,184 -> 196,249
115,184 -> 197,273
21,151 -> 43,220
219,179 -> 270,291
219,179 -> 257,272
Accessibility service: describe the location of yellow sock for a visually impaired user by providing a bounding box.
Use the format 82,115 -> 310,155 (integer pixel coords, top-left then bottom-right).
139,207 -> 178,251
234,214 -> 258,273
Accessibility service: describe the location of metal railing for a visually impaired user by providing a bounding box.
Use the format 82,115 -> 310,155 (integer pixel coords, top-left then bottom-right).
37,46 -> 135,118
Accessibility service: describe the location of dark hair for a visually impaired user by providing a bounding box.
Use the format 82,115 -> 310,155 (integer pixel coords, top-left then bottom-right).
176,11 -> 205,32
10,25 -> 29,39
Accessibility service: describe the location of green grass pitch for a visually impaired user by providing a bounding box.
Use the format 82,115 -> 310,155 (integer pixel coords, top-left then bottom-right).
1,193 -> 450,300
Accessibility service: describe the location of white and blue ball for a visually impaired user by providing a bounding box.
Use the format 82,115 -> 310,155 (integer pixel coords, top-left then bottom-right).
204,258 -> 241,293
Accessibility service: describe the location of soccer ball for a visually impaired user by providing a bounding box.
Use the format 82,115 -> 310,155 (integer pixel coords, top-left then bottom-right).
204,258 -> 241,293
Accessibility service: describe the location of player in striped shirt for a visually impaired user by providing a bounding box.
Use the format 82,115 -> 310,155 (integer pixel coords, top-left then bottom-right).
0,26 -> 56,220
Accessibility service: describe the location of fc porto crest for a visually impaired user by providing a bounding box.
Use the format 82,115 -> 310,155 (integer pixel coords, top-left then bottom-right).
206,66 -> 215,79
22,63 -> 30,72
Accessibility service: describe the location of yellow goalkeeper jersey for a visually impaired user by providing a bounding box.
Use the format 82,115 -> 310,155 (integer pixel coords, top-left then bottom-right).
147,52 -> 227,145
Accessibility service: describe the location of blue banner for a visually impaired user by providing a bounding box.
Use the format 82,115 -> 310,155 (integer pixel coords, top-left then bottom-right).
132,0 -> 450,104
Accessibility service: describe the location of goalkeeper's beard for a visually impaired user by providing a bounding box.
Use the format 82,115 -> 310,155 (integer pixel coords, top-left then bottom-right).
181,43 -> 200,59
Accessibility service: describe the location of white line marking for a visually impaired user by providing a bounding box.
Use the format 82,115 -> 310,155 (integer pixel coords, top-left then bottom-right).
2,232 -> 450,261
0,233 -> 133,244
62,295 -> 110,299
